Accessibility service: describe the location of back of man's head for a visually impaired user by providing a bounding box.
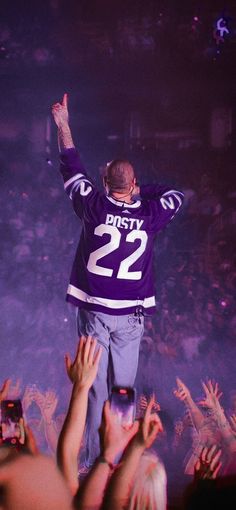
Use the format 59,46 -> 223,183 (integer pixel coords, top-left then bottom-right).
105,159 -> 135,193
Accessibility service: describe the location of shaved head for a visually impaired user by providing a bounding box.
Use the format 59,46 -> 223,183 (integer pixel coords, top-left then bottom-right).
105,159 -> 135,193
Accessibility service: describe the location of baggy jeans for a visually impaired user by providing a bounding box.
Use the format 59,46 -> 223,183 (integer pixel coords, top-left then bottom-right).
77,308 -> 144,467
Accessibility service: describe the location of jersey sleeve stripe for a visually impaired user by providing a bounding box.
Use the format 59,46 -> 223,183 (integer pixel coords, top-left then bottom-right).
67,284 -> 156,309
162,190 -> 184,201
67,179 -> 93,199
172,192 -> 184,207
162,190 -> 184,212
64,173 -> 85,189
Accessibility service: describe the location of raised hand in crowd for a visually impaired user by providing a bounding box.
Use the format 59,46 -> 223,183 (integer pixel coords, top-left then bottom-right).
194,444 -> 222,480
102,398 -> 165,510
137,392 -> 160,418
174,377 -> 192,402
4,379 -> 21,400
198,379 -> 223,411
99,400 -> 140,463
34,389 -> 59,453
57,336 -> 102,495
0,379 -> 11,402
64,335 -> 102,389
34,389 -> 58,422
22,385 -> 36,413
183,446 -> 226,510
173,377 -> 222,476
75,400 -> 139,510
173,377 -> 204,431
22,384 -> 60,454
132,396 -> 163,449
198,379 -> 236,449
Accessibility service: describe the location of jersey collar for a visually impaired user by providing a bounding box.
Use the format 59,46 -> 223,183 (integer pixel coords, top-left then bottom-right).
106,195 -> 141,208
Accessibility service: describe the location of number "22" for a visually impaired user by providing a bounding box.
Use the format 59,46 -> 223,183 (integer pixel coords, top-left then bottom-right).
87,224 -> 148,280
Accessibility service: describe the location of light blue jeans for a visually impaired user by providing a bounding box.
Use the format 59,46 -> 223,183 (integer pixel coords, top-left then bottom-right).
77,309 -> 144,467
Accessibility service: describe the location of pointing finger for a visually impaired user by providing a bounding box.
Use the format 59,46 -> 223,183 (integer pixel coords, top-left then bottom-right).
62,93 -> 68,108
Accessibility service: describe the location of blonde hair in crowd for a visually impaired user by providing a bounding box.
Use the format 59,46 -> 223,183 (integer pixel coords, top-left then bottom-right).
128,452 -> 167,510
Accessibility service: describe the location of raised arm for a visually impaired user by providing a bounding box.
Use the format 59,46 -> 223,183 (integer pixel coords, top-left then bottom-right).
34,388 -> 59,455
104,398 -> 163,510
0,379 -> 11,402
51,93 -> 75,151
199,380 -> 236,453
57,336 -> 102,495
173,377 -> 204,431
51,94 -> 96,223
74,400 -> 139,510
194,444 -> 222,480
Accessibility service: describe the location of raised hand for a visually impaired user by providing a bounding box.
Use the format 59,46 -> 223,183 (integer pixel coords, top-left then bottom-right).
138,393 -> 160,414
100,400 -> 139,464
199,380 -> 223,410
0,379 -> 11,402
34,389 -> 58,423
173,377 -> 191,401
65,335 -> 102,390
194,445 -> 222,480
135,397 -> 163,449
51,93 -> 69,127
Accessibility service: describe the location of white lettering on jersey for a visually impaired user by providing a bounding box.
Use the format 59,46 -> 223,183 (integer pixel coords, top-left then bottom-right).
105,214 -> 144,230
87,224 -> 148,280
87,224 -> 120,276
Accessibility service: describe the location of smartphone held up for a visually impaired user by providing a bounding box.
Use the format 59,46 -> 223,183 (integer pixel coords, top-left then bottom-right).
110,386 -> 136,427
0,399 -> 24,447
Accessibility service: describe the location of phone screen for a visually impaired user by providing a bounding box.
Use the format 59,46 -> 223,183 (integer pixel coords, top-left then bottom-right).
1,400 -> 23,446
110,386 -> 136,426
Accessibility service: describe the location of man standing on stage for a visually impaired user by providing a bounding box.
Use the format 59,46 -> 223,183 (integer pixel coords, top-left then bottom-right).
52,94 -> 184,468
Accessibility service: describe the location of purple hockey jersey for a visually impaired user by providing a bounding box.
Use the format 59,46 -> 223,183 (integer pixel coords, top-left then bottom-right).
60,149 -> 184,315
